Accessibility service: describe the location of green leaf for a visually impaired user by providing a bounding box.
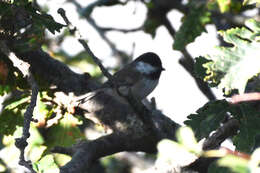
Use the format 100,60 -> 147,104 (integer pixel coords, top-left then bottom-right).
217,0 -> 232,13
0,109 -> 24,135
52,153 -> 71,167
4,96 -> 30,110
45,113 -> 84,149
200,19 -> 260,95
184,100 -> 230,140
157,139 -> 198,168
0,85 -> 11,96
33,155 -> 59,173
26,125 -> 46,162
173,4 -> 211,51
143,17 -> 161,38
218,155 -> 249,173
194,56 -> 212,80
0,94 -> 30,135
31,13 -> 64,34
216,0 -> 242,13
32,91 -> 55,124
232,104 -> 260,153
1,126 -> 46,169
22,2 -> 65,34
249,148 -> 260,172
243,0 -> 260,6
176,127 -> 201,155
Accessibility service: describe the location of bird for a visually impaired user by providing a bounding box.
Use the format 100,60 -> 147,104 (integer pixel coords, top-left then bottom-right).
103,52 -> 165,100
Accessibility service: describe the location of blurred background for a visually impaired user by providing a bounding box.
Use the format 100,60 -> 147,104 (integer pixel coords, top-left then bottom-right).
36,0 -> 222,124
1,0 -> 260,172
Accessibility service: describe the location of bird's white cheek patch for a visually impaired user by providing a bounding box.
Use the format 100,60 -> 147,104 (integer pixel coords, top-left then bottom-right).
136,62 -> 156,74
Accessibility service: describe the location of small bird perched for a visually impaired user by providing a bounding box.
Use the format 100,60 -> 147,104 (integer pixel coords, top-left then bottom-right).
103,52 -> 165,100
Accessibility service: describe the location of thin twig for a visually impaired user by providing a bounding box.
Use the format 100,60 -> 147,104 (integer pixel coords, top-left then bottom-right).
98,26 -> 143,33
15,72 -> 38,173
0,41 -> 38,173
57,8 -> 115,84
162,16 -> 216,101
67,0 -> 131,63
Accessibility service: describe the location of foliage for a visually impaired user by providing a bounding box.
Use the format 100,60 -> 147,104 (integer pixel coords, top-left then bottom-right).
231,104 -> 260,153
0,0 -> 260,172
216,0 -> 242,13
157,127 -> 260,173
184,100 -> 230,140
173,4 -> 211,50
195,19 -> 260,95
33,155 -> 59,173
0,93 -> 29,135
44,113 -> 84,149
185,100 -> 260,153
190,19 -> 260,154
0,1 -> 64,52
0,55 -> 29,95
157,127 -> 201,169
0,126 -> 47,170
184,16 -> 260,173
0,91 -> 83,170
243,0 -> 260,6
207,148 -> 260,173
143,1 -> 164,38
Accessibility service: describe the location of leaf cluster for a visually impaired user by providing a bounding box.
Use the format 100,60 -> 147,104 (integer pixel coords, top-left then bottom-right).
0,0 -> 64,52
195,19 -> 260,95
185,18 -> 260,173
173,4 -> 211,51
1,0 -> 260,172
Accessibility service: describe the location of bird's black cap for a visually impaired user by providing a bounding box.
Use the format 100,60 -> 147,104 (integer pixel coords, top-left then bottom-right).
135,52 -> 164,70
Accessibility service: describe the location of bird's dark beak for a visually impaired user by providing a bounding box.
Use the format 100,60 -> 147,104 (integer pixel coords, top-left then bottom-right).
161,67 -> 165,71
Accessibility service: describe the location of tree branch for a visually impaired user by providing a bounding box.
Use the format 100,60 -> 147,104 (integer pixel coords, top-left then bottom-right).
59,133 -> 156,173
202,118 -> 239,150
185,118 -> 240,173
162,16 -> 216,101
69,0 -> 132,66
0,41 -> 38,173
57,8 -> 115,84
10,48 -> 98,95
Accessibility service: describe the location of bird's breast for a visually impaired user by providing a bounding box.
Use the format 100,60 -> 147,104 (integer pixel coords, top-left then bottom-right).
131,78 -> 159,100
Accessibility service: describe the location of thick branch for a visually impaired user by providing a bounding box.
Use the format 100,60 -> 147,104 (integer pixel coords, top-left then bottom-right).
54,84 -> 179,172
59,132 -> 157,173
9,48 -> 98,95
184,118 -> 240,173
202,118 -> 239,150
